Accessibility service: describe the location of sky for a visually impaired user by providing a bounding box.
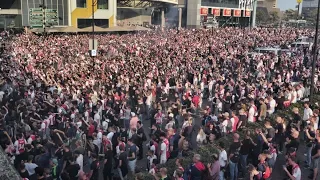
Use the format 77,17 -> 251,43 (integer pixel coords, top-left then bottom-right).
277,0 -> 298,11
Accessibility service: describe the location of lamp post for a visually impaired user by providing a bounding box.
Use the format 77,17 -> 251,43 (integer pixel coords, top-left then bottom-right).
40,0 -> 46,33
310,0 -> 320,104
92,0 -> 98,52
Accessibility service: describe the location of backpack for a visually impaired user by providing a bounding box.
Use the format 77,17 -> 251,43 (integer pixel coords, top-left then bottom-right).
262,166 -> 271,179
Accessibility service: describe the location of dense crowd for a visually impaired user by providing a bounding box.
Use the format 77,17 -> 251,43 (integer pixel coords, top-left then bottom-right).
0,27 -> 319,180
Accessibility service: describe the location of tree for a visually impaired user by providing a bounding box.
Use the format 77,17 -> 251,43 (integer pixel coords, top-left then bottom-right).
269,11 -> 280,23
304,8 -> 318,25
256,11 -> 267,24
283,9 -> 298,21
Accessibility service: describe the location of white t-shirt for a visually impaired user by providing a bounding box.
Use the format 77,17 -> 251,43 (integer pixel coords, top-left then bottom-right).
297,89 -> 303,101
76,154 -> 84,171
0,91 -> 4,102
146,94 -> 152,106
292,166 -> 301,180
221,120 -> 228,133
219,150 -> 227,167
25,163 -> 38,175
268,99 -> 276,114
160,142 -> 167,164
248,106 -> 255,122
291,91 -> 297,103
303,107 -> 313,121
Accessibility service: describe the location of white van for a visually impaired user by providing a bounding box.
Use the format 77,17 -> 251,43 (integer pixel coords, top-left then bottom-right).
254,47 -> 281,55
291,42 -> 313,50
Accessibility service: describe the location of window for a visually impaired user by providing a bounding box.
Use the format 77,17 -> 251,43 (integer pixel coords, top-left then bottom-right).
77,0 -> 86,8
98,0 -> 108,9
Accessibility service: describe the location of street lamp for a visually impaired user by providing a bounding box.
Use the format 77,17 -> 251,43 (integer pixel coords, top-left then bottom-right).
39,0 -> 47,33
92,0 -> 98,53
310,0 -> 320,104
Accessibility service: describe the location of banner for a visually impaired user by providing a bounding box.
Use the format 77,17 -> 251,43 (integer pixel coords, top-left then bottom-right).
243,10 -> 251,17
200,8 -> 208,15
233,9 -> 241,17
223,9 -> 231,17
212,8 -> 220,16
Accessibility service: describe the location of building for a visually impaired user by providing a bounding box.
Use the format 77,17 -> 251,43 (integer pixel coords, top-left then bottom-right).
0,0 -> 22,29
256,0 -> 280,13
71,0 -> 116,28
301,0 -> 318,17
0,0 -> 117,30
186,0 -> 254,28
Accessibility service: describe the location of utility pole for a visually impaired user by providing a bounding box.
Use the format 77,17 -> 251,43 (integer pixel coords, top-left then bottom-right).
42,0 -> 46,33
310,0 -> 320,104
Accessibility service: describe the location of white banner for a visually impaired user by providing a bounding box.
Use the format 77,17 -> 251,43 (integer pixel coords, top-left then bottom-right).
151,0 -> 178,4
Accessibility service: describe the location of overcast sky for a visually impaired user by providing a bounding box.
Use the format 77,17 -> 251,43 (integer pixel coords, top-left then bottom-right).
277,0 -> 298,10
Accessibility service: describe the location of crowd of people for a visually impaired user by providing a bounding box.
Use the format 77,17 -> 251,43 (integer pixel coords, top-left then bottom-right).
0,27 -> 319,180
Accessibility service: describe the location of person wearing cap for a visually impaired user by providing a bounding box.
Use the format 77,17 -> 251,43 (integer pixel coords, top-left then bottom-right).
50,158 -> 60,180
165,113 -> 175,130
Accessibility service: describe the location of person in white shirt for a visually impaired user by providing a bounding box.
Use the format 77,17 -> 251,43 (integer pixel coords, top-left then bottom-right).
291,90 -> 297,104
75,151 -> 84,171
160,140 -> 167,164
283,156 -> 301,180
268,97 -> 276,115
25,155 -> 38,176
248,101 -> 256,123
147,150 -> 157,171
0,90 -> 4,102
303,103 -> 313,124
218,142 -> 227,180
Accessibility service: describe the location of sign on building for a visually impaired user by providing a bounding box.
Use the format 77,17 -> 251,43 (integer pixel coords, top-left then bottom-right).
29,8 -> 58,28
29,8 -> 43,28
45,9 -> 58,26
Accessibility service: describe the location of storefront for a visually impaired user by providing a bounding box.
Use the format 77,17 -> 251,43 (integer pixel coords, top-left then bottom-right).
200,7 -> 251,27
186,0 -> 254,28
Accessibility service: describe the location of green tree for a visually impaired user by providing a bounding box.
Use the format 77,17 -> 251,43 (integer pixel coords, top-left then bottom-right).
283,9 -> 298,21
304,8 -> 318,24
269,11 -> 280,23
256,11 -> 267,24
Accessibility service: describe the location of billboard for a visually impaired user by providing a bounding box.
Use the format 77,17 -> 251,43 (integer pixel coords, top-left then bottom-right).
233,9 -> 241,17
150,0 -> 178,4
212,8 -> 220,16
223,9 -> 231,16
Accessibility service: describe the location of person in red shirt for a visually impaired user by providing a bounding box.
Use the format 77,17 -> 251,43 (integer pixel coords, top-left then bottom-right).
231,111 -> 239,132
192,94 -> 200,108
87,120 -> 95,138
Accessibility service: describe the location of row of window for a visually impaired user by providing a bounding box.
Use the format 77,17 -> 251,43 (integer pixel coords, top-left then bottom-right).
77,0 -> 108,9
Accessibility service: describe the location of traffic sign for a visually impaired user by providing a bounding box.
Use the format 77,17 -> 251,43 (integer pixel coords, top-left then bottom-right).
45,9 -> 58,26
29,8 -> 58,28
29,8 -> 43,28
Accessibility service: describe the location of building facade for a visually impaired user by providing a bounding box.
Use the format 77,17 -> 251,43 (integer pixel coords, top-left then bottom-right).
186,0 -> 253,28
71,0 -> 116,28
21,0 -> 69,27
0,0 -> 22,29
0,0 -> 117,30
256,0 -> 280,14
301,0 -> 318,16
